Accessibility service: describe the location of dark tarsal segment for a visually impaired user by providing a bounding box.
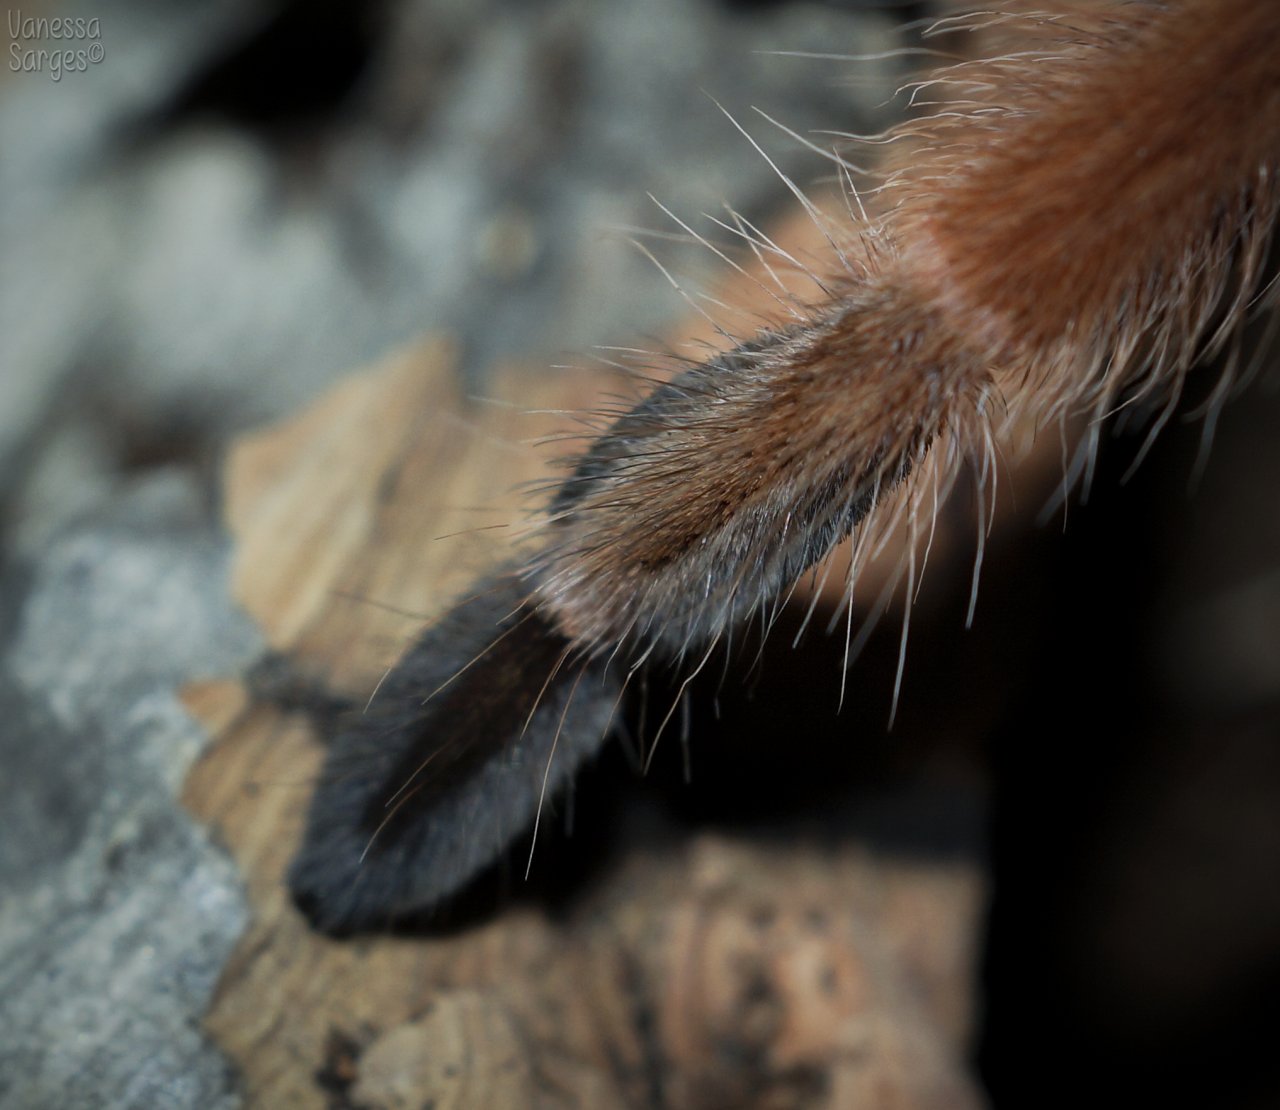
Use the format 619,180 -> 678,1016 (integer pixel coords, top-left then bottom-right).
289,572 -> 620,934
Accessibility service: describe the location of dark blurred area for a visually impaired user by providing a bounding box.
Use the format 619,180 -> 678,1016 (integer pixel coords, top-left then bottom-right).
1,1 -> 1277,1107
620,357 -> 1280,1108
975,369 -> 1280,1109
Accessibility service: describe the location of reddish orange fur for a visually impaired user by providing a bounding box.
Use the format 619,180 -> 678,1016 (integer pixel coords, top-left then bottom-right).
532,0 -> 1280,654
536,278 -> 990,647
899,0 -> 1280,392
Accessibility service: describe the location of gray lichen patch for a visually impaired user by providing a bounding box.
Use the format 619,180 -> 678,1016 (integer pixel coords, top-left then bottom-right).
0,475 -> 261,1110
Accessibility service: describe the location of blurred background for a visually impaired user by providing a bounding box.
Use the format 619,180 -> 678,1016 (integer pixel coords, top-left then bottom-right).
1,1 -> 1278,1107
